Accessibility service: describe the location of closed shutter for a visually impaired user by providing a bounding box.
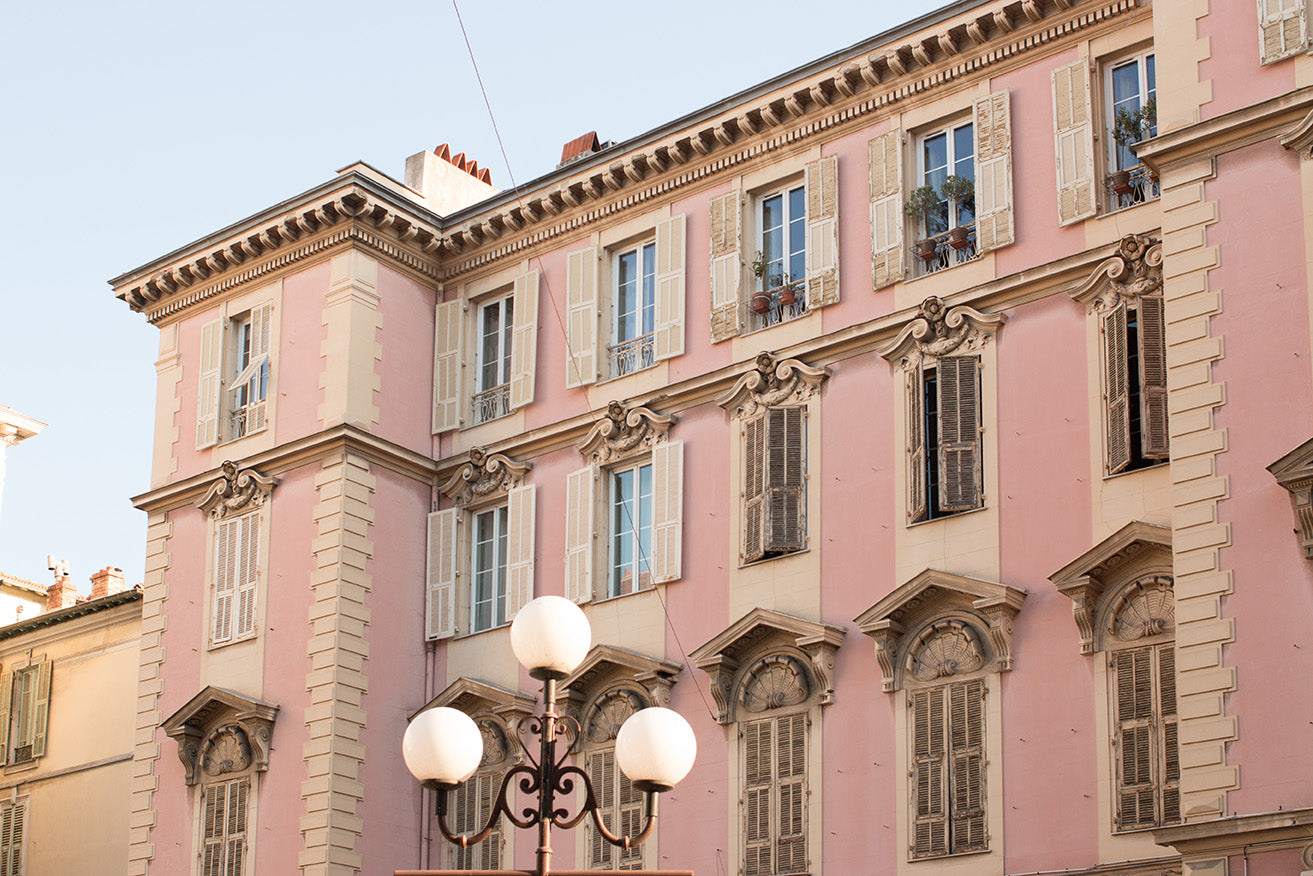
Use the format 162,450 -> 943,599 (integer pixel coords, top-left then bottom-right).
506,485 -> 536,620
618,762 -> 643,869
510,270 -> 540,409
652,441 -> 683,583
1104,303 -> 1132,474
479,772 -> 502,870
709,191 -> 742,343
911,687 -> 948,858
1138,296 -> 1169,459
197,318 -> 222,448
776,713 -> 808,874
235,512 -> 260,640
764,407 -> 806,554
425,509 -> 458,640
1052,59 -> 1097,225
974,90 -> 1014,252
202,783 -> 225,876
226,777 -> 249,876
30,660 -> 51,759
655,214 -> 687,361
0,802 -> 22,876
743,416 -> 767,562
907,368 -> 928,523
244,304 -> 272,434
1260,0 -> 1307,64
937,356 -> 982,512
948,679 -> 986,852
742,718 -> 773,876
1159,646 -> 1181,824
1114,647 -> 1157,830
804,156 -> 840,309
564,467 -> 595,603
213,517 -> 237,644
0,672 -> 10,759
566,248 -> 600,387
869,130 -> 905,290
589,749 -> 614,868
433,299 -> 464,433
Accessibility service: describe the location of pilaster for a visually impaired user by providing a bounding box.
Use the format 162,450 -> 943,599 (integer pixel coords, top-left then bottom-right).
318,249 -> 382,430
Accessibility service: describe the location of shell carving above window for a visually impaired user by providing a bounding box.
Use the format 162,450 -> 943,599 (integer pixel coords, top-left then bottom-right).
587,689 -> 642,743
202,726 -> 253,777
908,621 -> 985,682
1110,577 -> 1174,642
741,655 -> 810,713
478,719 -> 510,766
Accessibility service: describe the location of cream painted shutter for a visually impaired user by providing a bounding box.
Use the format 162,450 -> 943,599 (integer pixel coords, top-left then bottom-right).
425,508 -> 458,640
510,271 -> 540,409
937,356 -> 982,513
948,679 -> 986,852
1052,59 -> 1097,226
588,750 -> 614,867
31,659 -> 52,759
1160,646 -> 1181,825
655,214 -> 687,360
974,90 -> 1014,253
213,517 -> 237,644
1104,303 -> 1132,475
1113,647 -> 1156,830
869,130 -> 904,290
564,466 -> 595,603
433,299 -> 464,433
245,304 -> 272,433
506,484 -> 536,619
743,718 -> 773,876
235,512 -> 260,639
0,803 -> 22,876
764,407 -> 806,554
197,318 -> 222,448
743,415 -> 766,563
776,713 -> 808,873
0,672 -> 10,757
1260,0 -> 1307,63
804,156 -> 840,309
1138,296 -> 1169,459
709,191 -> 742,343
907,368 -> 928,524
911,687 -> 948,858
566,248 -> 600,387
652,441 -> 683,583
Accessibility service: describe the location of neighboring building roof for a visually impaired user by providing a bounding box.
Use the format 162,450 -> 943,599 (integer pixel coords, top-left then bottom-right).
0,588 -> 142,641
0,571 -> 47,598
0,405 -> 46,442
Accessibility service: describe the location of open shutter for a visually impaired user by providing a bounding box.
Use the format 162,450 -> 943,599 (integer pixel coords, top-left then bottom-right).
510,271 -> 540,409
197,318 -> 222,448
566,248 -> 600,387
742,718 -> 773,876
1052,59 -> 1097,226
776,713 -> 808,874
31,660 -> 51,759
869,130 -> 905,290
1138,296 -> 1169,459
937,356 -> 982,512
425,508 -> 458,640
235,512 -> 260,639
1104,303 -> 1132,474
764,407 -> 806,554
911,687 -> 948,858
1114,647 -> 1157,830
246,304 -> 272,433
907,368 -> 928,524
652,441 -> 683,583
506,485 -> 536,619
655,215 -> 687,360
948,680 -> 986,852
742,415 -> 767,562
1260,0 -> 1307,64
0,672 -> 10,758
564,466 -> 595,603
709,191 -> 742,343
804,156 -> 840,309
433,299 -> 464,433
974,90 -> 1014,253
213,518 -> 236,644
1159,646 -> 1180,825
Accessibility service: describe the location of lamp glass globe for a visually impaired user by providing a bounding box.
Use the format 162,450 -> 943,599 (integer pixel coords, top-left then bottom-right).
509,596 -> 591,678
615,707 -> 697,791
402,706 -> 483,786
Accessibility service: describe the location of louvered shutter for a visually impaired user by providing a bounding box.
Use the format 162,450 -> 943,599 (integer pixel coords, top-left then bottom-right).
948,680 -> 986,852
1114,647 -> 1157,830
226,777 -> 249,876
743,719 -> 773,876
566,248 -> 600,387
911,687 -> 948,858
1260,0 -> 1307,64
869,130 -> 905,290
425,508 -> 458,640
588,750 -> 613,867
29,660 -> 50,760
510,270 -> 540,409
937,356 -> 982,512
479,772 -> 502,869
1052,59 -> 1097,225
1104,304 -> 1132,474
804,156 -> 840,309
655,214 -> 687,360
776,713 -> 808,874
764,408 -> 806,554
743,416 -> 767,562
709,191 -> 742,343
245,304 -> 272,433
506,485 -> 536,620
618,762 -> 643,869
1,802 -> 21,876
652,441 -> 683,583
1159,646 -> 1181,824
235,512 -> 260,640
213,517 -> 237,644
433,299 -> 464,433
0,672 -> 10,758
565,466 -> 595,603
1138,296 -> 1169,459
202,783 -> 224,876
907,368 -> 928,523
974,90 -> 1015,252
197,318 -> 222,448
451,777 -> 475,869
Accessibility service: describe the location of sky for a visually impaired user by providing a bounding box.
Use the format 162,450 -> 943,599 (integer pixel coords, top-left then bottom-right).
0,0 -> 945,594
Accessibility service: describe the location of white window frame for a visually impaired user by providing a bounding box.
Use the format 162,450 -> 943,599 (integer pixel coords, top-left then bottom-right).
607,460 -> 654,599
748,182 -> 808,333
196,297 -> 277,450
469,503 -> 510,634
913,119 -> 977,276
1102,49 -> 1158,211
228,309 -> 270,441
473,292 -> 515,425
608,241 -> 658,379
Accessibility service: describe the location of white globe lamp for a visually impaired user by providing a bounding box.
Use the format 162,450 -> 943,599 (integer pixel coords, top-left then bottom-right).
615,707 -> 698,793
510,596 -> 591,679
402,706 -> 484,788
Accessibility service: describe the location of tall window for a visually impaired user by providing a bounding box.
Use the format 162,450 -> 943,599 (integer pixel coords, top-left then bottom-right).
740,656 -> 810,876
585,691 -> 644,871
910,356 -> 982,522
213,510 -> 260,646
1105,51 -> 1157,210
915,122 -> 976,274
609,463 -> 653,598
474,295 -> 514,424
909,678 -> 986,858
0,800 -> 24,876
1103,296 -> 1168,474
471,505 -> 509,633
751,185 -> 807,330
0,659 -> 52,766
201,777 -> 249,876
229,310 -> 270,440
610,244 -> 657,378
743,407 -> 806,562
449,720 -> 508,870
197,302 -> 273,448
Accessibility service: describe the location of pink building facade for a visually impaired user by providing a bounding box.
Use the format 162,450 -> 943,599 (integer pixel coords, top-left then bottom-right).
112,1 -> 1313,875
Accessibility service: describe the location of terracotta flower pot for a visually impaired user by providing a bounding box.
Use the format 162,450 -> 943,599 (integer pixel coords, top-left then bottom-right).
780,286 -> 797,306
751,292 -> 772,314
1110,169 -> 1133,195
918,239 -> 939,262
949,226 -> 970,250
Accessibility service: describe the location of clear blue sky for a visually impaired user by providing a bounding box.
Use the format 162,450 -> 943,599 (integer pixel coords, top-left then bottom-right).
0,0 -> 943,592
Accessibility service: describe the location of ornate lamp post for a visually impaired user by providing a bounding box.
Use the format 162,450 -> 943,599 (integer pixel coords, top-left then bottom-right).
398,596 -> 697,876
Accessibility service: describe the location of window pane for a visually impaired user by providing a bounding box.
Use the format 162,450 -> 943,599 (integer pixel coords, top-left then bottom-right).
494,505 -> 508,628
952,124 -> 976,225
1111,60 -> 1144,171
617,249 -> 638,342
473,510 -> 495,631
501,298 -> 514,383
922,133 -> 950,236
761,193 -> 785,287
788,186 -> 806,284
611,469 -> 635,596
641,243 -> 657,336
480,302 -> 500,390
638,463 -> 653,587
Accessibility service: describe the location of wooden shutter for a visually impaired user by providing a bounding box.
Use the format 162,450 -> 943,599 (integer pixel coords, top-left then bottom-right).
213,517 -> 237,644
0,802 -> 22,876
425,508 -> 458,640
974,90 -> 1014,252
589,749 -> 614,867
197,318 -> 222,448
937,356 -> 982,512
506,485 -> 536,620
764,408 -> 806,554
742,416 -> 767,562
907,368 -> 928,523
1052,59 -> 1097,226
618,762 -> 643,869
1113,647 -> 1157,830
742,718 -> 773,876
566,248 -> 600,387
226,777 -> 249,876
1104,303 -> 1132,475
709,191 -> 742,343
202,782 -> 225,876
245,304 -> 272,433
655,214 -> 687,360
948,679 -> 986,853
432,298 -> 464,433
776,713 -> 808,874
652,441 -> 683,583
0,672 -> 10,758
510,270 -> 540,409
1138,296 -> 1169,459
1159,646 -> 1181,824
564,466 -> 595,603
911,687 -> 948,858
235,512 -> 260,640
30,660 -> 51,759
1260,0 -> 1307,64
869,130 -> 904,290
804,156 -> 840,309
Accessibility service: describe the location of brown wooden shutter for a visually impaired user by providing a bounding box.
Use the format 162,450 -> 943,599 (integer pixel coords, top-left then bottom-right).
709,191 -> 742,343
566,248 -> 600,387
652,441 -> 683,583
506,485 -> 536,620
1052,58 -> 1097,226
0,802 -> 22,876
225,777 -> 249,876
0,671 -> 11,759
911,687 -> 948,858
1103,304 -> 1132,474
948,679 -> 986,852
510,270 -> 540,409
869,129 -> 905,290
197,318 -> 222,448
564,467 -> 596,603
655,214 -> 687,361
213,518 -> 237,644
974,90 -> 1014,252
619,762 -> 643,869
1158,645 -> 1180,825
764,408 -> 806,554
1113,647 -> 1157,830
432,299 -> 464,432
804,156 -> 840,309
1138,296 -> 1169,459
937,356 -> 982,512
1260,0 -> 1307,64
235,512 -> 259,640
742,718 -> 773,876
479,772 -> 502,869
743,416 -> 767,562
589,749 -> 613,867
202,783 -> 224,876
776,713 -> 808,874
425,509 -> 458,640
907,368 -> 928,523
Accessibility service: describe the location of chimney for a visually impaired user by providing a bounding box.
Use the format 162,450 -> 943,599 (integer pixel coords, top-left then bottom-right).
45,573 -> 78,611
558,131 -> 603,168
403,143 -> 498,215
90,566 -> 127,599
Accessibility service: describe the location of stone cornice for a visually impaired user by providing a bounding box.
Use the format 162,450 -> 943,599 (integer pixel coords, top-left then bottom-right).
1139,83 -> 1313,172
1153,806 -> 1313,858
1268,437 -> 1313,559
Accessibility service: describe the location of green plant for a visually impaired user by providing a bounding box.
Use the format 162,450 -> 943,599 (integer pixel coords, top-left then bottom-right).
751,251 -> 769,278
1113,96 -> 1156,148
903,185 -> 940,224
938,175 -> 975,217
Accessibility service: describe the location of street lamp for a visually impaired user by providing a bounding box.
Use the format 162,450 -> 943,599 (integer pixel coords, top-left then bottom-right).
400,596 -> 697,876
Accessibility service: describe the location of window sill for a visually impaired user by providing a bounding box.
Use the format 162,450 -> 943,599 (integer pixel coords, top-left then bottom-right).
599,362 -> 658,385
217,425 -> 269,447
909,845 -> 991,863
3,758 -> 38,776
906,504 -> 988,528
208,634 -> 258,652
1101,458 -> 1168,481
455,622 -> 510,641
738,546 -> 809,569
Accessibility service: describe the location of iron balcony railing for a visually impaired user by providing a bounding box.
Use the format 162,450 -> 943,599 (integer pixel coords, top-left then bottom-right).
472,383 -> 511,424
608,333 -> 656,378
913,224 -> 979,277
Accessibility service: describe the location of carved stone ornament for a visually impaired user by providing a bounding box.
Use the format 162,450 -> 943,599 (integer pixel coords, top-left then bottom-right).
197,460 -> 277,519
577,400 -> 675,465
1280,106 -> 1313,159
585,688 -> 643,743
876,296 -> 1006,371
440,446 -> 532,506
907,621 -> 985,683
1109,576 -> 1175,643
563,644 -> 682,714
741,654 -> 810,713
1268,437 -> 1313,559
716,352 -> 831,418
477,718 -> 510,766
161,686 -> 279,786
1068,234 -> 1164,314
201,725 -> 253,777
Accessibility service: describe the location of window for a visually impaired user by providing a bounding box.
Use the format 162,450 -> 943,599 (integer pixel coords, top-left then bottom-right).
0,800 -> 23,875
610,243 -> 658,378
197,303 -> 273,448
743,710 -> 807,876
910,678 -> 986,858
448,721 -> 508,872
201,777 -> 249,876
608,462 -> 653,598
1104,51 -> 1157,211
1103,296 -> 1168,474
1110,619 -> 1179,830
909,356 -> 982,522
584,691 -> 645,871
743,407 -> 806,562
0,661 -> 50,765
470,505 -> 509,633
750,184 -> 808,330
212,511 -> 260,646
913,122 -> 977,275
1259,0 -> 1309,64
473,295 -> 514,424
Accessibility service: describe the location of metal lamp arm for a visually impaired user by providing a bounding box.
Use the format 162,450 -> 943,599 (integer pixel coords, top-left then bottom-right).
586,787 -> 659,850
433,763 -> 539,847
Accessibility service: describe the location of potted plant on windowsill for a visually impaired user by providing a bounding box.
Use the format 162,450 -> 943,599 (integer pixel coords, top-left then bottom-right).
904,185 -> 941,263
750,252 -> 774,313
779,281 -> 801,307
938,175 -> 975,250
1111,95 -> 1156,194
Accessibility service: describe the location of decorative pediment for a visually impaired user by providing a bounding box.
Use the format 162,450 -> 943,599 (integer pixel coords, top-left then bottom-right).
1269,438 -> 1313,559
440,447 -> 532,506
854,569 -> 1026,692
577,400 -> 675,465
161,686 -> 279,786
1068,234 -> 1163,314
564,644 -> 682,709
1281,106 -> 1313,158
197,461 -> 277,519
1049,521 -> 1173,653
716,352 -> 830,418
690,608 -> 845,724
420,677 -> 537,725
876,296 -> 1006,370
